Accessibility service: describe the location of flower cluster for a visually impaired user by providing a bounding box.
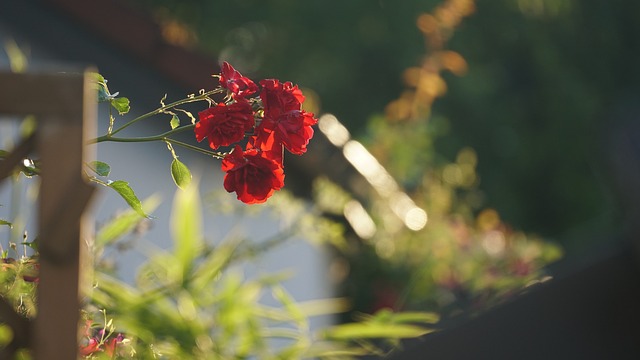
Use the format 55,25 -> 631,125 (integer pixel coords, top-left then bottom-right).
79,320 -> 125,358
195,62 -> 317,204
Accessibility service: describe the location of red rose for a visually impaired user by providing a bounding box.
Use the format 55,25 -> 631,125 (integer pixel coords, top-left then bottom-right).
219,61 -> 258,98
257,79 -> 317,155
222,145 -> 285,204
195,100 -> 255,150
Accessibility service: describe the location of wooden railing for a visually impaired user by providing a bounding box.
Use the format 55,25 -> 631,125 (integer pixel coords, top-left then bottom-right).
0,71 -> 96,359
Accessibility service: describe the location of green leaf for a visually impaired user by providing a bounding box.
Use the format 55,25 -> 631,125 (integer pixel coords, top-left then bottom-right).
171,179 -> 202,278
110,97 -> 130,115
386,311 -> 440,325
171,158 -> 192,190
87,160 -> 111,177
21,241 -> 37,251
191,240 -> 239,293
322,323 -> 433,340
96,196 -> 161,247
170,115 -> 180,130
93,73 -> 111,103
272,285 -> 306,329
0,219 -> 12,228
108,180 -> 148,218
0,323 -> 13,347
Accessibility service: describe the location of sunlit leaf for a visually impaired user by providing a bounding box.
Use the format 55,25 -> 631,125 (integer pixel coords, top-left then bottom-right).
96,196 -> 161,247
171,158 -> 192,190
108,180 -> 148,218
296,297 -> 351,318
5,38 -> 27,73
171,179 -> 202,278
87,160 -> 111,177
272,285 -> 306,330
20,115 -> 37,137
322,322 -> 433,340
111,97 -> 130,115
0,219 -> 12,228
191,240 -> 238,293
21,241 -> 37,251
387,311 -> 440,325
0,323 -> 13,347
93,73 -> 111,103
170,115 -> 180,130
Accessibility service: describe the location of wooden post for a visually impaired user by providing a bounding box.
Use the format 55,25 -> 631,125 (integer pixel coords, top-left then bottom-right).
0,71 -> 96,359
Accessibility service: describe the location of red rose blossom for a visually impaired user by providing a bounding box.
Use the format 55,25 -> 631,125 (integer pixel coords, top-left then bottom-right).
257,79 -> 317,155
195,100 -> 255,150
222,145 -> 285,204
219,61 -> 258,98
249,131 -> 284,165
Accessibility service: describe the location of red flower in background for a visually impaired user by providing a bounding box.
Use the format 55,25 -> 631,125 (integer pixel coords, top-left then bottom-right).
219,61 -> 258,98
222,145 -> 285,204
195,100 -> 255,150
257,79 -> 317,155
80,338 -> 100,357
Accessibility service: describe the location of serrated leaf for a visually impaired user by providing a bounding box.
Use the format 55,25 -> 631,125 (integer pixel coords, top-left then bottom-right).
87,160 -> 111,177
108,180 -> 148,218
171,158 -> 192,190
170,115 -> 180,130
110,97 -> 130,115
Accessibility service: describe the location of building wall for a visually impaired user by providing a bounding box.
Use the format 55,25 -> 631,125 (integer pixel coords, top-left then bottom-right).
0,1 -> 334,331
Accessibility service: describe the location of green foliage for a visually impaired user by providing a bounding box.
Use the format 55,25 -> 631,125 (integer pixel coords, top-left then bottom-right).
106,180 -> 148,218
169,114 -> 180,130
95,196 -> 160,248
93,72 -> 130,115
170,158 -> 192,190
128,0 -> 636,244
84,186 -> 436,358
110,97 -> 131,116
170,180 -> 201,278
87,161 -> 111,177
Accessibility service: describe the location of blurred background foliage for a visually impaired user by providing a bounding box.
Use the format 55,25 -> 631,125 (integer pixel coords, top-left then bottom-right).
123,0 -> 636,319
127,0 -> 637,249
